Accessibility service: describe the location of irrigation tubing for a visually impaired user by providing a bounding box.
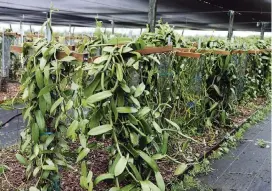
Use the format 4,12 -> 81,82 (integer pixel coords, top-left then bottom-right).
183,103 -> 267,175
0,112 -> 22,129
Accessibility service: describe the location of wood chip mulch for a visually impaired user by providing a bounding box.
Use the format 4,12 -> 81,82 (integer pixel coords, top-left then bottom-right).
0,82 -> 20,103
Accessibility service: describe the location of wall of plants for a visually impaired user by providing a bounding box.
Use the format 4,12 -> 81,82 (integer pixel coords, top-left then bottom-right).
17,18 -> 271,191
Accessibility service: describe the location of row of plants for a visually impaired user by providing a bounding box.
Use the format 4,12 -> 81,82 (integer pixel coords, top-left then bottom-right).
13,16 -> 272,191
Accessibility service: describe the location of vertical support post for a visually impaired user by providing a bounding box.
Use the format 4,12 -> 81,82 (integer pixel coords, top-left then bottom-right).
227,10 -> 235,40
140,28 -> 142,34
1,29 -> 11,82
111,20 -> 115,35
30,25 -> 32,33
148,0 -> 158,32
1,29 -> 4,91
260,22 -> 265,40
20,20 -> 24,44
68,24 -> 71,45
46,12 -> 52,42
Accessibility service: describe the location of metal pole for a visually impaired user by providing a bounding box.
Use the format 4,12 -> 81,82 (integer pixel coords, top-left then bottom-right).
30,25 -> 32,33
2,29 -> 5,78
148,0 -> 158,32
46,12 -> 52,42
68,24 -> 71,45
20,20 -> 24,44
111,20 -> 115,35
260,22 -> 265,40
227,10 -> 235,40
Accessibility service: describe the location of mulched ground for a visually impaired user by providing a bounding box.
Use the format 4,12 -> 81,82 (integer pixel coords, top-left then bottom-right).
0,98 -> 268,190
0,82 -> 20,103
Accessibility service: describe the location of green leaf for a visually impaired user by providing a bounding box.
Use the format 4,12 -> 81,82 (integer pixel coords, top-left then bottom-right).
79,134 -> 87,148
120,184 -> 135,191
134,83 -> 145,97
152,121 -> 162,134
35,110 -> 45,131
130,132 -> 139,146
116,64 -> 123,81
152,154 -> 166,160
42,165 -> 57,171
94,173 -> 114,185
111,98 -> 118,122
40,57 -> 47,70
155,172 -> 165,191
161,132 -> 169,155
117,107 -> 138,113
114,156 -> 128,176
122,47 -> 133,53
29,187 -> 40,191
16,154 -> 28,165
60,56 -> 76,62
120,83 -> 131,93
209,102 -> 218,111
86,91 -> 113,105
39,96 -> 47,115
138,107 -> 151,118
212,84 -> 221,96
147,181 -> 160,191
77,148 -> 90,163
138,151 -> 159,172
88,124 -> 113,136
44,134 -> 55,149
59,78 -> 67,91
174,163 -> 188,176
65,100 -> 73,111
81,161 -> 87,177
38,85 -> 54,98
103,46 -> 115,53
67,120 -> 79,139
31,123 -> 39,144
50,97 -> 64,114
140,181 -> 151,191
34,144 -> 39,156
35,68 -> 44,89
129,96 -> 140,108
93,55 -> 109,64
109,187 -> 120,191
33,166 -> 41,177
165,118 -> 180,131
128,114 -> 138,125
128,163 -> 142,181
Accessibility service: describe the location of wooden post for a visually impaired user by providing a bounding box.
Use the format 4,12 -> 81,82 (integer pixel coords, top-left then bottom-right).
260,22 -> 265,40
227,10 -> 235,40
148,0 -> 158,32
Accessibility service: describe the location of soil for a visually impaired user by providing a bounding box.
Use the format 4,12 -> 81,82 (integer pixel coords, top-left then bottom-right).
0,82 -> 20,103
0,98 -> 268,190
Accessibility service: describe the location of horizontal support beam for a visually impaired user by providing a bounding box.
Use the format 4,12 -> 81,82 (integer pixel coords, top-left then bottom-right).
199,49 -> 231,55
136,46 -> 173,55
176,52 -> 201,58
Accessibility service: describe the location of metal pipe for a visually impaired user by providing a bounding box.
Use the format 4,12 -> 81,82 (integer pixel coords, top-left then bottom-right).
148,0 -> 158,32
227,10 -> 235,40
260,22 -> 265,40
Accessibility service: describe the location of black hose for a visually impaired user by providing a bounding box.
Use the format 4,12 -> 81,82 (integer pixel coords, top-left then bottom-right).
0,112 -> 22,129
